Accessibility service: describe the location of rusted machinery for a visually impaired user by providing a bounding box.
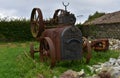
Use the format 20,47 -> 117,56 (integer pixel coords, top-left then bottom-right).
30,4 -> 91,67
91,39 -> 109,51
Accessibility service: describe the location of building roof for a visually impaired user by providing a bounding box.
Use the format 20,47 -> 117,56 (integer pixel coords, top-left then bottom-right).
84,11 -> 120,25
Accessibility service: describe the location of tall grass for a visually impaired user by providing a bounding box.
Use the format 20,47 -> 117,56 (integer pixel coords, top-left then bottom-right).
0,42 -> 120,78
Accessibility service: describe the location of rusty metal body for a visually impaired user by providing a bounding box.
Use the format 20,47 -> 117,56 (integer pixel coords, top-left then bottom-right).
30,5 -> 91,67
41,25 -> 83,61
91,39 -> 109,51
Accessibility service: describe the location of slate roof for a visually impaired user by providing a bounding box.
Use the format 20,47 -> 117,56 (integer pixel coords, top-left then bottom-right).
84,11 -> 120,25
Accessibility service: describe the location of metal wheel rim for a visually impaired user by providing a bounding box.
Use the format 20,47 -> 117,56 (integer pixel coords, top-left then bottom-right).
30,43 -> 35,59
82,37 -> 92,63
53,9 -> 64,20
40,37 -> 56,67
30,8 -> 44,38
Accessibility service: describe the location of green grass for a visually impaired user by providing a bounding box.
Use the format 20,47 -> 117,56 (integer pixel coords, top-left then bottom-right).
0,42 -> 120,78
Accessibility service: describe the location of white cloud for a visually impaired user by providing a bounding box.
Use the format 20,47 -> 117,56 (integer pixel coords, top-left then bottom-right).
0,8 -> 19,19
0,0 -> 120,23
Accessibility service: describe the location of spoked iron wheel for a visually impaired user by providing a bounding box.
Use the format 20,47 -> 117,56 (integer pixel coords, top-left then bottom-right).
40,37 -> 56,67
30,43 -> 35,59
82,37 -> 92,63
30,43 -> 39,59
30,8 -> 44,38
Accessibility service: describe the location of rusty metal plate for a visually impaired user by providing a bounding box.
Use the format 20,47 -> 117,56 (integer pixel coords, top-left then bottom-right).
61,26 -> 83,60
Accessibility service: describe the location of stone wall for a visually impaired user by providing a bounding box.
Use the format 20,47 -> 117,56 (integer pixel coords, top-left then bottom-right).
81,23 -> 120,39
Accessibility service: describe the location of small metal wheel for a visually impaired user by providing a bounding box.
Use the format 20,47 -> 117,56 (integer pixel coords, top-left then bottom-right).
82,37 -> 92,64
40,37 -> 56,67
30,43 -> 35,59
30,8 -> 44,38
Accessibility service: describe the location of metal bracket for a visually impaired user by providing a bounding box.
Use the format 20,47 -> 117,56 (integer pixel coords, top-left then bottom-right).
62,2 -> 69,11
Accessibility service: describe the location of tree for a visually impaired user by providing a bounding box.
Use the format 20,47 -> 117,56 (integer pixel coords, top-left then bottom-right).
85,11 -> 105,23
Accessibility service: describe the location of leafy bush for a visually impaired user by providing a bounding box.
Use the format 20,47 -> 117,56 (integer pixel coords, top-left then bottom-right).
0,18 -> 34,42
84,11 -> 105,23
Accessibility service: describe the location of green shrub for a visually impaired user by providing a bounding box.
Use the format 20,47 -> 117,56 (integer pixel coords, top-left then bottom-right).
0,18 -> 34,42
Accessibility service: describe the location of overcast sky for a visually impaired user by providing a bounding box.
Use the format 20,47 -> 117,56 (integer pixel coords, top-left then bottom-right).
0,0 -> 120,23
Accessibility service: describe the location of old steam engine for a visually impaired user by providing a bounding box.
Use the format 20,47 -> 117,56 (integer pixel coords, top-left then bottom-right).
30,3 -> 91,67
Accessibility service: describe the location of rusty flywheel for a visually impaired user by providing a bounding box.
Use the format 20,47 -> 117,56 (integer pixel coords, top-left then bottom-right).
53,9 -> 64,22
30,8 -> 44,38
40,37 -> 56,67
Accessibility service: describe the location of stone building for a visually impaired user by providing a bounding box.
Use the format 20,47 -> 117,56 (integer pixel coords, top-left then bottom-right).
82,11 -> 120,39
